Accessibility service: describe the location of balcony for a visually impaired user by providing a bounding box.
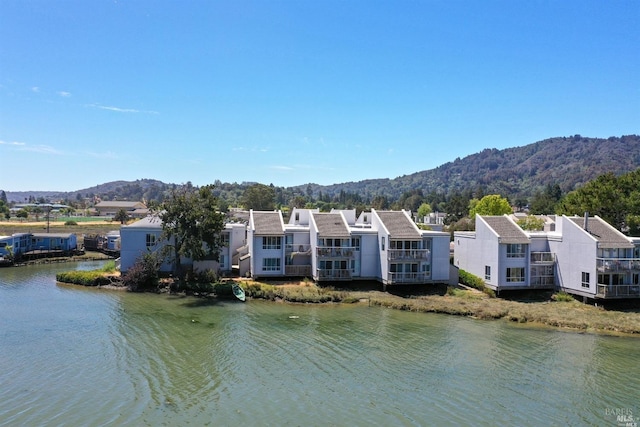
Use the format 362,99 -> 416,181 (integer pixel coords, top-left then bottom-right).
529,276 -> 555,287
531,252 -> 555,263
387,249 -> 430,261
286,244 -> 311,254
596,283 -> 640,298
317,269 -> 352,281
596,258 -> 640,273
387,272 -> 429,284
316,247 -> 355,258
285,265 -> 312,277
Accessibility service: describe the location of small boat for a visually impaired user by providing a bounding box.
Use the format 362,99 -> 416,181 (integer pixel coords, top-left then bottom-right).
231,282 -> 246,302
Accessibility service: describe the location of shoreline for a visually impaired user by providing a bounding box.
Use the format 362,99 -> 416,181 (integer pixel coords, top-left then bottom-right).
56,273 -> 640,336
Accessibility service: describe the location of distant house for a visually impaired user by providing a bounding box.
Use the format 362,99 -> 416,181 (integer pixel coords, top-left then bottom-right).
454,214 -> 640,299
0,232 -> 77,259
94,201 -> 147,217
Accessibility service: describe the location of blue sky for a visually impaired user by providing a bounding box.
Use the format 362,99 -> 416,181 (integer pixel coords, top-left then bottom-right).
1,0 -> 638,192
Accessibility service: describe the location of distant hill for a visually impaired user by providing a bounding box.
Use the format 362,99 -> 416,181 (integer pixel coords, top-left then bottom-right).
295,134 -> 640,200
4,135 -> 639,204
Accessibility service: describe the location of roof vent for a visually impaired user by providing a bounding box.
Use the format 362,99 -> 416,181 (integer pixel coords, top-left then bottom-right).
583,212 -> 589,230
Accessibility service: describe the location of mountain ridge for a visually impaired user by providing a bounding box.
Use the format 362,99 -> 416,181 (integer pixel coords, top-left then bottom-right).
4,135 -> 639,203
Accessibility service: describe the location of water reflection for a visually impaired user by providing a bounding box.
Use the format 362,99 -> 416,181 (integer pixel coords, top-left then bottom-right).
0,263 -> 638,426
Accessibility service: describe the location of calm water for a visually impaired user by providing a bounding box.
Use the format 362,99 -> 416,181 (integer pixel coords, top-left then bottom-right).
1,262 -> 638,426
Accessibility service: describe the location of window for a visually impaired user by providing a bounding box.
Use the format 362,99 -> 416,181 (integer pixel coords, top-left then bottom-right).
295,212 -> 300,222
485,266 -> 491,281
506,267 -> 525,282
351,237 -> 360,250
221,233 -> 230,247
506,244 -> 526,258
262,258 -> 281,271
262,236 -> 281,250
581,272 -> 590,288
422,263 -> 431,274
381,237 -> 385,251
146,234 -> 156,247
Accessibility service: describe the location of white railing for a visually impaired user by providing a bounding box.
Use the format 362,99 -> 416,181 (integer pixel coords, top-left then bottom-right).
285,265 -> 312,276
316,247 -> 355,257
286,244 -> 311,253
596,258 -> 640,272
387,272 -> 429,284
597,284 -> 640,298
317,269 -> 352,280
531,252 -> 555,263
387,249 -> 430,261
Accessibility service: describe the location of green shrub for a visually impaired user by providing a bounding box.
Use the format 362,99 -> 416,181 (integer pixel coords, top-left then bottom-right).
122,252 -> 160,292
56,271 -> 111,286
64,220 -> 78,226
459,269 -> 495,298
552,291 -> 575,302
99,260 -> 117,273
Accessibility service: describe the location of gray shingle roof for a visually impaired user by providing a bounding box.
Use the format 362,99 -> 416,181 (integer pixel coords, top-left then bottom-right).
313,213 -> 350,237
376,211 -> 421,239
252,211 -> 284,235
568,216 -> 634,249
482,216 -> 530,244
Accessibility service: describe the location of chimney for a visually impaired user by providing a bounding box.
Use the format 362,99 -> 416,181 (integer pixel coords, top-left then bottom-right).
583,212 -> 589,230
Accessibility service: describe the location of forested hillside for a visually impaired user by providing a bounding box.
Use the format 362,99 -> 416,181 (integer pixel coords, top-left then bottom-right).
5,135 -> 639,208
297,134 -> 640,201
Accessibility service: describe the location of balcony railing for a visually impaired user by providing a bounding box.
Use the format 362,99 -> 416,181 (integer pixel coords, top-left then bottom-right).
596,284 -> 640,298
531,252 -> 555,263
317,269 -> 352,280
387,249 -> 430,261
285,244 -> 311,254
387,272 -> 429,284
529,276 -> 555,287
316,247 -> 355,258
596,258 -> 640,273
285,265 -> 312,277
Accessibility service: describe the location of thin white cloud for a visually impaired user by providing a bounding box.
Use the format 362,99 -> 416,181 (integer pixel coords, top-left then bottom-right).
21,144 -> 62,155
84,150 -> 118,159
271,165 -> 294,171
0,140 -> 26,146
232,146 -> 269,153
86,103 -> 159,114
1,140 -> 62,154
57,91 -> 71,97
31,86 -> 40,93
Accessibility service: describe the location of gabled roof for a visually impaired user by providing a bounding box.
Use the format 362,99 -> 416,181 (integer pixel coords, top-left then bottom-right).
482,216 -> 530,244
568,216 -> 634,249
252,211 -> 284,236
312,213 -> 350,237
123,215 -> 163,229
375,210 -> 421,239
95,201 -> 146,209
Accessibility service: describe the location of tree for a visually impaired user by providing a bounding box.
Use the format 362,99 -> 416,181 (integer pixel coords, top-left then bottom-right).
556,169 -> 640,233
241,184 -> 276,211
0,190 -> 7,204
156,184 -> 226,278
417,203 -> 432,221
16,209 -> 28,221
114,209 -> 129,224
469,194 -> 512,218
517,215 -> 545,231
